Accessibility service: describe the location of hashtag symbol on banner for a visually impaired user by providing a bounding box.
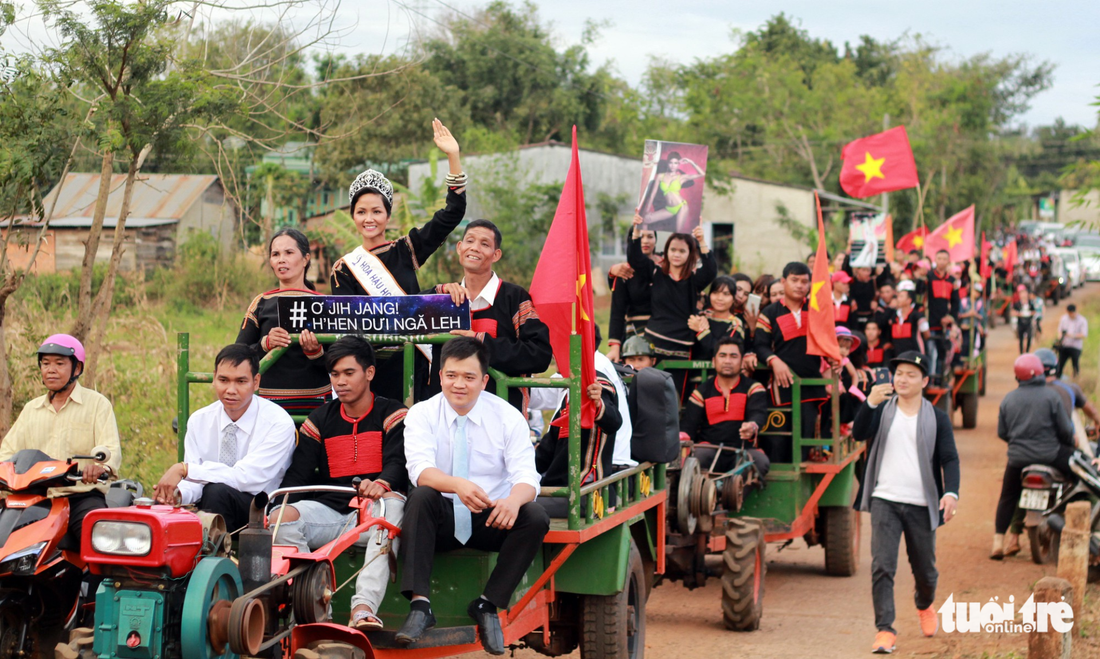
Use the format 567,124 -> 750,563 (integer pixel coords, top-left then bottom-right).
288,301 -> 308,329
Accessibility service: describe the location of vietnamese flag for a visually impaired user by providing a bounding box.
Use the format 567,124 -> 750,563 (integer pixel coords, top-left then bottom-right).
530,126 -> 597,427
980,233 -> 993,280
923,205 -> 976,262
807,193 -> 841,362
839,126 -> 920,198
1003,239 -> 1018,280
896,226 -> 929,254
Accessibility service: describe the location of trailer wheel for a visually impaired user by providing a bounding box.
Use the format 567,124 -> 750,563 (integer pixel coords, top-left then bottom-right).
822,506 -> 859,577
979,364 -> 987,397
721,518 -> 765,632
959,392 -> 979,429
933,390 -> 952,417
580,540 -> 646,659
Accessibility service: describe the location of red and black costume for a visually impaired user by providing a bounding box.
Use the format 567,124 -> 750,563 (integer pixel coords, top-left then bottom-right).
281,396 -> 408,513
926,270 -> 960,332
692,313 -> 747,362
863,339 -> 894,368
753,299 -> 828,463
607,266 -> 653,351
237,288 -> 330,415
681,375 -> 770,477
887,307 -> 926,355
832,295 -> 856,330
536,371 -> 622,487
422,277 -> 552,414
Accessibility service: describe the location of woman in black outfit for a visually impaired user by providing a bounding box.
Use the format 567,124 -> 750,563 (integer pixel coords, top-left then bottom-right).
691,276 -> 747,362
628,213 -> 717,401
330,119 -> 466,400
606,228 -> 660,363
237,228 -> 330,416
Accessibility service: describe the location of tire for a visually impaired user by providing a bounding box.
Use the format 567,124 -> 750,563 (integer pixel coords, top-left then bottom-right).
580,540 -> 646,659
979,364 -> 987,397
960,392 -> 978,429
721,518 -> 766,632
933,391 -> 952,417
822,506 -> 859,577
1028,523 -> 1060,565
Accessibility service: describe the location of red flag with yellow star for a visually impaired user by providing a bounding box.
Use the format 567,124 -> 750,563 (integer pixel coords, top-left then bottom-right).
839,126 -> 919,198
895,227 -> 929,254
923,206 -> 975,262
807,193 -> 841,362
530,126 -> 597,427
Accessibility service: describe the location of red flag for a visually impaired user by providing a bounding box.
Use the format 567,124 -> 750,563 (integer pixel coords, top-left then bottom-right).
895,227 -> 929,254
1003,239 -> 1018,280
807,193 -> 841,362
529,126 -> 597,427
923,206 -> 976,262
839,126 -> 920,198
980,233 -> 992,280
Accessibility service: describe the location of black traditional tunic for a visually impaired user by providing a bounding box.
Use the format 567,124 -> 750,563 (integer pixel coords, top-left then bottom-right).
237,288 -> 331,415
281,396 -> 408,513
753,299 -> 827,405
926,270 -> 960,331
607,267 -> 653,348
536,372 -> 622,487
887,307 -> 927,355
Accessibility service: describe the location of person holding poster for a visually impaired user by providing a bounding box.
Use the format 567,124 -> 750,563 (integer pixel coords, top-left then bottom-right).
331,119 -> 466,400
637,140 -> 708,232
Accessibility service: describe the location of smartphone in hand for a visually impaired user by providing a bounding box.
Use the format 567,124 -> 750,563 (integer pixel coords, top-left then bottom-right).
873,367 -> 892,385
746,293 -> 761,316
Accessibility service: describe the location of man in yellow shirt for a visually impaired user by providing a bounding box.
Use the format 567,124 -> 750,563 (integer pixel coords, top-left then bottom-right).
0,335 -> 122,548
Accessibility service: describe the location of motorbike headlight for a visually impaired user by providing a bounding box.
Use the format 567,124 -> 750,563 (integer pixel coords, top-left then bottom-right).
0,541 -> 48,576
91,521 -> 152,556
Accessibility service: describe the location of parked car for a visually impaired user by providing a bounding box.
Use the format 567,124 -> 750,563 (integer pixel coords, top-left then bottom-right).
1074,233 -> 1100,282
1051,247 -> 1084,288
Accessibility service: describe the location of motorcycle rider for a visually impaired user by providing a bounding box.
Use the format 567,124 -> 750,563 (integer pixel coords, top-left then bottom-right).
1036,347 -> 1100,454
0,335 -> 122,548
992,353 -> 1075,559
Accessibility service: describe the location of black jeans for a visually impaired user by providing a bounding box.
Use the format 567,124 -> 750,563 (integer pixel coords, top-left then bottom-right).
1057,347 -> 1082,378
870,498 -> 938,634
400,486 -> 550,609
61,491 -> 108,551
994,445 -> 1075,534
198,483 -> 257,533
1017,318 -> 1034,354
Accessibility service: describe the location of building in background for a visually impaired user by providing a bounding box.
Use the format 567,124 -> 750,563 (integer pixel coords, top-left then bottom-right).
2,173 -> 237,274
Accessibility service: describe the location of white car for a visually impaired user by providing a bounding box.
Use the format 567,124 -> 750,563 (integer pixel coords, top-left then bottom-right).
1080,248 -> 1100,282
1052,248 -> 1084,288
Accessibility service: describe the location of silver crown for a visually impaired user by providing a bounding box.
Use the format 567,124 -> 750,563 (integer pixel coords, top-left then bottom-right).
349,169 -> 394,207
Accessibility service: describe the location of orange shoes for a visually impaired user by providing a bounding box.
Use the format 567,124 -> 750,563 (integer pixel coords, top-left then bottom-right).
872,630 -> 897,654
918,606 -> 939,637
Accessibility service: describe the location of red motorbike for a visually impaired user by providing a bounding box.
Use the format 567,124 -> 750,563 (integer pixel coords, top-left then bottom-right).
0,448 -> 113,658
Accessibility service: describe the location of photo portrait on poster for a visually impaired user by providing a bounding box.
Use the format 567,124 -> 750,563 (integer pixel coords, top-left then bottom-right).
637,140 -> 708,232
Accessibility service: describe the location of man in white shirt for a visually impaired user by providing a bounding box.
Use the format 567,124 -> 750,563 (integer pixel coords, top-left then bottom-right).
852,351 -> 960,655
1057,303 -> 1088,378
397,337 -> 549,655
153,344 -> 296,531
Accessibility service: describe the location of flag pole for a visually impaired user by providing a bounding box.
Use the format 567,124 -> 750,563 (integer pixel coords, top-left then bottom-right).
880,113 -> 890,216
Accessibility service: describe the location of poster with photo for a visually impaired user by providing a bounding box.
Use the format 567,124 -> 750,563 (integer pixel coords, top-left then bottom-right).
637,140 -> 708,232
848,212 -> 891,267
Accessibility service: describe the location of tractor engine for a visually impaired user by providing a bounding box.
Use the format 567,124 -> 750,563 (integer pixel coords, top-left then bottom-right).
74,499 -> 232,659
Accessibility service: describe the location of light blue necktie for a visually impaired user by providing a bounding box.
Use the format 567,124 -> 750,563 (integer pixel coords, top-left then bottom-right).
452,415 -> 472,544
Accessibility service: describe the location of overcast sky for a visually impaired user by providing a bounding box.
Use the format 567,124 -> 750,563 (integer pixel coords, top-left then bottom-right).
3,1 -> 1096,129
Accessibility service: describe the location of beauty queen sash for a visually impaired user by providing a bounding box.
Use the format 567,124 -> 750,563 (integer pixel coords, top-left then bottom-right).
344,246 -> 432,361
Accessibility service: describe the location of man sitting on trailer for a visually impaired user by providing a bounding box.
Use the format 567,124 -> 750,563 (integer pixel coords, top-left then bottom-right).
153,344 -> 295,532
399,337 -> 550,655
271,336 -> 409,632
425,219 -> 553,413
535,362 -> 622,487
681,335 -> 770,478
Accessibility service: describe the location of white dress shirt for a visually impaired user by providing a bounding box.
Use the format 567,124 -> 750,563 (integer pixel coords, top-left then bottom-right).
462,272 -> 502,312
404,391 -> 540,502
594,351 -> 636,467
179,395 -> 297,505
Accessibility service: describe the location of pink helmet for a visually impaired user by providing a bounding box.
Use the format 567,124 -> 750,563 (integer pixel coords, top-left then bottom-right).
37,334 -> 86,365
1013,354 -> 1043,381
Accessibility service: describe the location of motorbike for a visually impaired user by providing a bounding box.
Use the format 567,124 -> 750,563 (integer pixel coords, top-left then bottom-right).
1019,449 -> 1100,580
0,447 -> 123,658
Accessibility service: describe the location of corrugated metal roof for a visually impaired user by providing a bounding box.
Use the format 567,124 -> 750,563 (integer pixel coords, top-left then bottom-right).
40,173 -> 221,221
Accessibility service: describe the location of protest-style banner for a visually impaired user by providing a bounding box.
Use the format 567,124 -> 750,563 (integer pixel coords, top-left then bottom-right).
277,295 -> 471,334
637,140 -> 708,232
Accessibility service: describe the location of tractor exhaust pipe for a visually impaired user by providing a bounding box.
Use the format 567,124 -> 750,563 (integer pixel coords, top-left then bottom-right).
239,492 -> 272,595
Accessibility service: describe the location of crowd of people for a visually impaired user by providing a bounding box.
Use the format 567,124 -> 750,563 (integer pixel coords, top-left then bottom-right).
5,123 -> 1097,656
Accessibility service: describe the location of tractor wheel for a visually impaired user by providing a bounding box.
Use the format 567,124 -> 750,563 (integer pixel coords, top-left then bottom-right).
979,364 -> 987,397
721,518 -> 765,632
960,392 -> 979,429
580,540 -> 646,659
822,506 -> 859,577
294,643 -> 367,659
1028,523 -> 1061,565
933,391 -> 952,417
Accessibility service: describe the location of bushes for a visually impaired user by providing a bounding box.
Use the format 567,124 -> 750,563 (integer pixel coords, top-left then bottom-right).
147,232 -> 271,312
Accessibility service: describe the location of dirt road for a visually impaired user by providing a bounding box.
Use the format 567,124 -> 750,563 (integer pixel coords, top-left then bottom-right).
469,285 -> 1100,659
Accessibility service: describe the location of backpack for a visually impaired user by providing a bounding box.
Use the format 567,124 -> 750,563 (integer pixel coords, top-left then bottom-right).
628,367 -> 680,464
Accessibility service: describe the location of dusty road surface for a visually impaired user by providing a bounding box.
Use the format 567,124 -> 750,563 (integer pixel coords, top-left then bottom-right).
460,285 -> 1100,659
